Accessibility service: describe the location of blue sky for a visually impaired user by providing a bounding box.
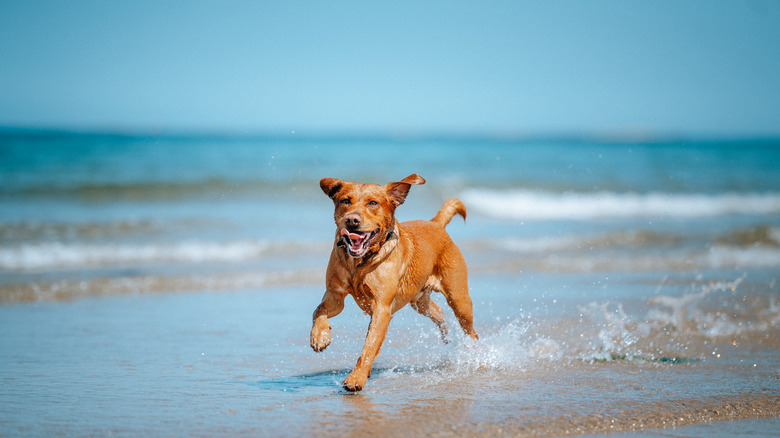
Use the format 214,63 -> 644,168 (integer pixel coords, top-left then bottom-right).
1,0 -> 779,137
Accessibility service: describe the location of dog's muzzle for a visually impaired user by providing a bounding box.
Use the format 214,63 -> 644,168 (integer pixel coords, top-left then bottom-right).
340,228 -> 379,257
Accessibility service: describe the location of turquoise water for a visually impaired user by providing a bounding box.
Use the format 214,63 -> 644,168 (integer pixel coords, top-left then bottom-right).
1,131 -> 779,436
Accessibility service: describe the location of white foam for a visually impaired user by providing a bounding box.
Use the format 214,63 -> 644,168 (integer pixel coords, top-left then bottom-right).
461,189 -> 780,220
497,229 -> 780,270
769,226 -> 780,244
706,245 -> 780,269
500,235 -> 582,253
0,240 -> 272,270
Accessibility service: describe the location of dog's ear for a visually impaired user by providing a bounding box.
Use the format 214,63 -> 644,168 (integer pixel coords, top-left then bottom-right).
320,178 -> 344,199
386,174 -> 426,206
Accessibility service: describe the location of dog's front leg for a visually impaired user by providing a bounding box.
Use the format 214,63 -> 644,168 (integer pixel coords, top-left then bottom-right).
310,290 -> 345,352
343,305 -> 392,392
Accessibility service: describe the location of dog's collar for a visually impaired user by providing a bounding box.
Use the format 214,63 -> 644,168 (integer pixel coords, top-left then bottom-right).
360,227 -> 397,264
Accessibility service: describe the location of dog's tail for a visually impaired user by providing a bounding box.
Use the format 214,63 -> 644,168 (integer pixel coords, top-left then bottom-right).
431,198 -> 467,227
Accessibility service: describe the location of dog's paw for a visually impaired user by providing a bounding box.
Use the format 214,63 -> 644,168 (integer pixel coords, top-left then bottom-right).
342,372 -> 367,392
310,328 -> 331,352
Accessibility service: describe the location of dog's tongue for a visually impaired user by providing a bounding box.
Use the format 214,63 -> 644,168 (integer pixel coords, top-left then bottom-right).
340,228 -> 366,246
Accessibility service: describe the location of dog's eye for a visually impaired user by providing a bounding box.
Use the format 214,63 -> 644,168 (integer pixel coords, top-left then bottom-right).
368,200 -> 378,206
340,198 -> 351,205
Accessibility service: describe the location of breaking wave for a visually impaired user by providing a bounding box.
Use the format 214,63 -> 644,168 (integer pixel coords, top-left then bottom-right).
1,240 -> 273,270
4,225 -> 780,275
483,225 -> 780,271
461,189 -> 780,220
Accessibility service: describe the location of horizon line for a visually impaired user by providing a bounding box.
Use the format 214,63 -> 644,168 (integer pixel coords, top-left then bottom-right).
2,124 -> 779,144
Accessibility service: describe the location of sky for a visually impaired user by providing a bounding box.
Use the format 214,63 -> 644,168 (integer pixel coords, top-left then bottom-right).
1,0 -> 779,137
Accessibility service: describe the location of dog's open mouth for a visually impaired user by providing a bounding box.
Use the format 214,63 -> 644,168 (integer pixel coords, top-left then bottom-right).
340,228 -> 379,257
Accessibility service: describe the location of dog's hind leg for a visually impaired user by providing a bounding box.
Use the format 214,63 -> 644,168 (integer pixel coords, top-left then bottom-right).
411,290 -> 450,343
439,250 -> 479,340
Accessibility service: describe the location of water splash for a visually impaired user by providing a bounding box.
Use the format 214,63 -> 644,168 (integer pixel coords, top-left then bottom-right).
643,274 -> 778,338
376,274 -> 777,385
578,301 -> 639,361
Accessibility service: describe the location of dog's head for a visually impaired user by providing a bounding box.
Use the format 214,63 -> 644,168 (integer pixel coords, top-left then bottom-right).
320,174 -> 426,258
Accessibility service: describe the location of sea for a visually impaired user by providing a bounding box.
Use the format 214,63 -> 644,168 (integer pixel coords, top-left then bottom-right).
1,131 -> 779,437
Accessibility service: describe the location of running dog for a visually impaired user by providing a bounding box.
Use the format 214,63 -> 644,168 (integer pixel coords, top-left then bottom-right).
310,174 -> 478,391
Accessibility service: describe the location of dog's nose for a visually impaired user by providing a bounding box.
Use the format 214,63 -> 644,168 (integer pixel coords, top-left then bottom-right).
344,213 -> 361,229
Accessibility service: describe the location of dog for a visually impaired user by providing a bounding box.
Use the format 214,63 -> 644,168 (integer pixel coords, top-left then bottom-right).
310,174 -> 478,392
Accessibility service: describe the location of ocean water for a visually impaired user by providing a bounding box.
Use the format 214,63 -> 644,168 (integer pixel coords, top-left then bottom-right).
1,131 -> 779,436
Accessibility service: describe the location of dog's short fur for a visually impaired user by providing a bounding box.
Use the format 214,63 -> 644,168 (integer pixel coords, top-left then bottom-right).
310,174 -> 478,391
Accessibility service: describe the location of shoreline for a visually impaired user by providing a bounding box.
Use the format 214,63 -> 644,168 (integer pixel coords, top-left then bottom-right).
580,416 -> 780,438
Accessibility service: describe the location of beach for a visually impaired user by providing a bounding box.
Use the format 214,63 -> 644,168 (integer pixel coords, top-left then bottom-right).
1,132 -> 779,436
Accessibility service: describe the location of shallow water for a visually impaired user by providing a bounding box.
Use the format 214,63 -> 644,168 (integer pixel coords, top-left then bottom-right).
1,132 -> 779,436
2,272 -> 778,436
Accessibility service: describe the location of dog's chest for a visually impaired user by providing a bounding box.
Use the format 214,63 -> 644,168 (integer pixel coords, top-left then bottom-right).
349,281 -> 374,313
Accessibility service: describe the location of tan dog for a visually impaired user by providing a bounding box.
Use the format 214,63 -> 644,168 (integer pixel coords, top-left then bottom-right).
310,174 -> 478,392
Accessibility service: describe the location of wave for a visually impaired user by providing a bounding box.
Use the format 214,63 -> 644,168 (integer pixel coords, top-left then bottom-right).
460,188 -> 780,220
707,245 -> 780,269
0,268 -> 323,302
497,229 -> 682,253
5,225 -> 780,272
494,225 -> 780,254
0,220 -> 173,243
0,178 -> 312,201
483,226 -> 780,271
0,240 -> 279,270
